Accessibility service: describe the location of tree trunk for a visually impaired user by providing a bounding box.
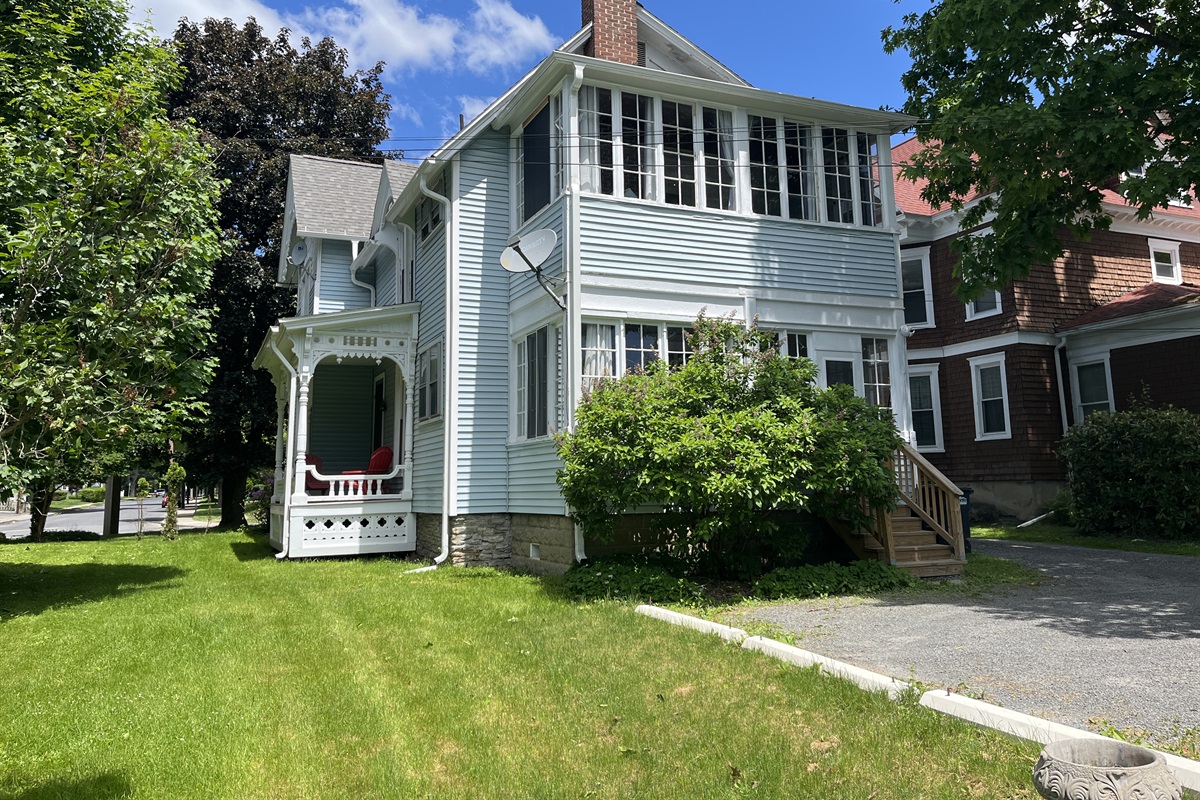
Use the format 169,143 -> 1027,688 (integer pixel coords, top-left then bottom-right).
28,483 -> 54,542
220,470 -> 248,528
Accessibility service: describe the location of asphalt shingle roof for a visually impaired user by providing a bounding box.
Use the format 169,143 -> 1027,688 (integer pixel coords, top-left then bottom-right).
383,160 -> 417,200
1059,282 -> 1200,331
290,154 -> 382,239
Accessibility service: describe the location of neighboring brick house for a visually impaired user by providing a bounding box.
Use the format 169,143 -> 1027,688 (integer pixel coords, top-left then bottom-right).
893,136 -> 1200,517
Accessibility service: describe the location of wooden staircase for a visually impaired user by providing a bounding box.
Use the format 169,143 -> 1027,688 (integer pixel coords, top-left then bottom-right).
831,443 -> 967,579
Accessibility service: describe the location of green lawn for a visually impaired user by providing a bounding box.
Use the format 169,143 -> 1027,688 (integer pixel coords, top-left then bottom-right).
48,497 -> 95,511
0,531 -> 1042,799
973,522 -> 1200,558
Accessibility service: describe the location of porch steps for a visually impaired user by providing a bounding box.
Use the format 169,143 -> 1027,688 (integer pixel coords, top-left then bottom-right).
830,505 -> 965,579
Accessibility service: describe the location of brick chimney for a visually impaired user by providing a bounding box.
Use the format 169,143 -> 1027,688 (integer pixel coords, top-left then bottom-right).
582,0 -> 640,66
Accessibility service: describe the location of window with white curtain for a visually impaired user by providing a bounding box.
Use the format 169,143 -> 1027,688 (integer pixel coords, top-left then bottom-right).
581,323 -> 618,391
579,86 -> 615,196
621,92 -> 656,200
702,107 -> 736,210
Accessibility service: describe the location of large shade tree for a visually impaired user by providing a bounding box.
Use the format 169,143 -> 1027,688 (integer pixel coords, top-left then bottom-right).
167,18 -> 391,526
884,0 -> 1200,298
0,0 -> 223,538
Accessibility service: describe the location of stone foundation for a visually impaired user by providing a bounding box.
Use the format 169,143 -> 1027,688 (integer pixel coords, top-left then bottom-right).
415,513 -> 442,560
450,513 -> 512,568
511,513 -> 574,575
962,480 -> 1064,521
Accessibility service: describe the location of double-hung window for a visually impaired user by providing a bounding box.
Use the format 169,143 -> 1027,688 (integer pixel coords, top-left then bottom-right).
779,331 -> 809,359
581,323 -> 618,391
702,107 -> 736,210
417,345 -> 441,420
579,86 -> 615,195
621,92 -> 656,200
901,247 -> 934,328
907,365 -> 943,452
748,116 -> 819,221
516,101 -> 555,223
966,289 -> 1002,321
665,326 -> 694,367
661,100 -> 697,207
969,353 -> 1011,440
624,323 -> 660,371
1075,362 -> 1112,418
1149,239 -> 1182,284
515,327 -> 550,439
861,337 -> 891,408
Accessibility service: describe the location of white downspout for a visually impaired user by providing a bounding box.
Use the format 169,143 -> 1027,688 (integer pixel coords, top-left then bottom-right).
567,64 -> 588,565
348,240 -> 377,306
422,166 -> 453,568
1054,337 -> 1069,434
270,336 -> 298,560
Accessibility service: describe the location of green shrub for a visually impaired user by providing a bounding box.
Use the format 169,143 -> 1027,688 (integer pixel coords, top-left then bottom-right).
753,560 -> 915,600
52,490 -> 67,501
1047,489 -> 1074,526
558,314 -> 900,578
1059,405 -> 1200,539
78,487 -> 105,503
564,554 -> 705,605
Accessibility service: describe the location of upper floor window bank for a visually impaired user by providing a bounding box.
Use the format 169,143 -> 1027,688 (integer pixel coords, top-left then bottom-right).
515,83 -> 889,229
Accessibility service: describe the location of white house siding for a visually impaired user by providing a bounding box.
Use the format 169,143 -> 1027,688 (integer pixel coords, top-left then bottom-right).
509,200 -> 565,305
414,226 -> 446,341
507,440 -> 566,514
577,196 -> 898,297
412,213 -> 448,514
375,248 -> 398,306
317,240 -> 372,314
412,417 -> 444,513
456,132 -> 512,513
308,363 -> 375,473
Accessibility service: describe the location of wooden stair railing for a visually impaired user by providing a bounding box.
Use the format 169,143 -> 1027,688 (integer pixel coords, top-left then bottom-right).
890,442 -> 966,564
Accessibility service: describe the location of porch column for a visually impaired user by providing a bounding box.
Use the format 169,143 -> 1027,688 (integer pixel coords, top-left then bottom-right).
402,370 -> 414,500
272,388 -> 287,504
291,368 -> 313,502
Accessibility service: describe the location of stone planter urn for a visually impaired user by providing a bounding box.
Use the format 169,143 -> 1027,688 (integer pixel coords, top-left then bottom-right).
1032,738 -> 1182,800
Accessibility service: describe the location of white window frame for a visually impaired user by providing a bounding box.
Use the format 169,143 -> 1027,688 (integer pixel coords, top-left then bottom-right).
860,336 -> 892,409
821,356 -> 860,393
512,324 -> 557,442
580,321 -> 619,392
1148,238 -> 1182,285
416,342 -> 442,421
777,330 -> 810,359
907,364 -> 944,453
965,289 -> 1002,322
1072,358 -> 1114,421
968,352 -> 1011,441
900,246 -> 935,329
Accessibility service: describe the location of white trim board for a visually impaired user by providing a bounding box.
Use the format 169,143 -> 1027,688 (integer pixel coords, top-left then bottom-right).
908,331 -> 1060,361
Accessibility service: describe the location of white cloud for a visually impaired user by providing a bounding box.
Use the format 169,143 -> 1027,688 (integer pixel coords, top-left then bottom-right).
392,102 -> 423,127
458,94 -> 496,123
284,0 -> 459,74
460,0 -> 556,74
133,0 -> 291,39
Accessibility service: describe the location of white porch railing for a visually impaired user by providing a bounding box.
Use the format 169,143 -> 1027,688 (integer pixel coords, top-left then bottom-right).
304,463 -> 408,501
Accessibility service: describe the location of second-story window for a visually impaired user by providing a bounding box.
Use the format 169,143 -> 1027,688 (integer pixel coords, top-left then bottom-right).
621,92 -> 656,200
662,100 -> 697,207
823,128 -> 855,224
702,107 -> 736,211
517,101 -> 552,223
749,115 -> 783,216
579,86 -> 615,195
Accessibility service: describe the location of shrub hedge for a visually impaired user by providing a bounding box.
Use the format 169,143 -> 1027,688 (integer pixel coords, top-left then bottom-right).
1058,405 -> 1200,539
563,554 -> 705,605
78,487 -> 106,503
753,560 -> 914,600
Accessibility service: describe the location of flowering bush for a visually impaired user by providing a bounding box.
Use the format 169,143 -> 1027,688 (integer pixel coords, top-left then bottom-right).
245,469 -> 275,527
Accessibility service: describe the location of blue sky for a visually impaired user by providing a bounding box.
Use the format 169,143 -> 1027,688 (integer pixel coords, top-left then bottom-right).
139,0 -> 921,158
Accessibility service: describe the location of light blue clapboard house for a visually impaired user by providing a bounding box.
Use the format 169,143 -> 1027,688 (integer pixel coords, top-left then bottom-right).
255,0 -> 965,576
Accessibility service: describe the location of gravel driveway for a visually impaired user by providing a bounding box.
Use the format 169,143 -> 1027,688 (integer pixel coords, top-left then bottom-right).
742,539 -> 1200,743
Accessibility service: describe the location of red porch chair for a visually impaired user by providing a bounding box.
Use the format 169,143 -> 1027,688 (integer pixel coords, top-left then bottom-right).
305,454 -> 330,495
340,446 -> 394,495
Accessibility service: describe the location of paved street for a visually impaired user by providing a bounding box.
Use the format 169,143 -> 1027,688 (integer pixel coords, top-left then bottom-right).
0,498 -> 204,538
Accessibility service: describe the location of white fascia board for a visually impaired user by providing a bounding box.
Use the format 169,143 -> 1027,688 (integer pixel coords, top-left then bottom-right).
276,302 -> 422,335
583,273 -> 903,311
907,331 -> 1060,361
278,180 -> 298,285
1104,203 -> 1200,243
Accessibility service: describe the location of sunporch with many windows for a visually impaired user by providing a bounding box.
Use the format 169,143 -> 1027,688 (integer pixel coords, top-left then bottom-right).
253,306 -> 419,558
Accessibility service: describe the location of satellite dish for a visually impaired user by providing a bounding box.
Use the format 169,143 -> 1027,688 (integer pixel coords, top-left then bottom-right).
289,240 -> 308,265
500,228 -> 557,274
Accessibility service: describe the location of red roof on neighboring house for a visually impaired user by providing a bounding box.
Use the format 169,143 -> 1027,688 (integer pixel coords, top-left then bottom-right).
891,136 -> 985,216
891,137 -> 1200,221
1059,282 -> 1200,331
